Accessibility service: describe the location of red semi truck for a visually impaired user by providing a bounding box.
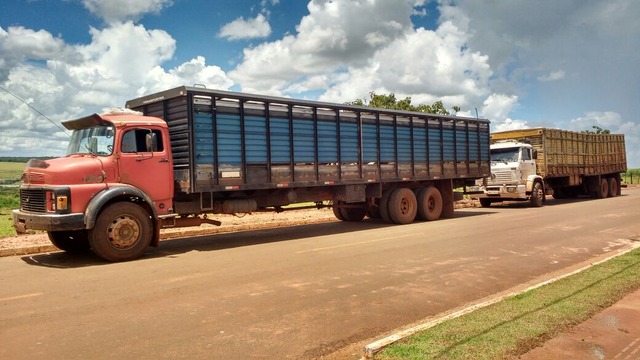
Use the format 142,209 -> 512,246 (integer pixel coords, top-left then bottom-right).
13,86 -> 490,261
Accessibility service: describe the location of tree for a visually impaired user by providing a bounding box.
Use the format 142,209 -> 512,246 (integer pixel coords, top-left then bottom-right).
348,92 -> 458,115
581,125 -> 610,134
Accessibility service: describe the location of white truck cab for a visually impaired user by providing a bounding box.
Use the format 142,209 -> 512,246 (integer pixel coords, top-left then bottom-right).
474,140 -> 545,207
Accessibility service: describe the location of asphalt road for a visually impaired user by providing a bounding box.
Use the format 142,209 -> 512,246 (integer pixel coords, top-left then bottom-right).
1,189 -> 639,360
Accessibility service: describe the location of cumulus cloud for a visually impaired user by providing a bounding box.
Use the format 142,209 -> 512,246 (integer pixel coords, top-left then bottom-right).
230,0 -> 415,93
477,94 -> 528,132
82,0 -> 173,23
219,14 -> 272,41
537,70 -> 565,82
0,21 -> 232,157
0,26 -> 73,82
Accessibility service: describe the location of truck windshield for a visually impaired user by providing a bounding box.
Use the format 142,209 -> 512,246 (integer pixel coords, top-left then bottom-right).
490,147 -> 519,163
66,125 -> 115,156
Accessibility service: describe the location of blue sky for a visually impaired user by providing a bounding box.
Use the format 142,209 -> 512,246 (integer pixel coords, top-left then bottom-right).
1,0 -> 639,167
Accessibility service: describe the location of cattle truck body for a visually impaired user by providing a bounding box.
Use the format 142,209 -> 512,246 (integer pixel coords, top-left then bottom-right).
473,128 -> 627,207
14,86 -> 491,261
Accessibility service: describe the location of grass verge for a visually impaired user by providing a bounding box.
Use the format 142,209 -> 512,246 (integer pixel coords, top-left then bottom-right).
377,247 -> 640,360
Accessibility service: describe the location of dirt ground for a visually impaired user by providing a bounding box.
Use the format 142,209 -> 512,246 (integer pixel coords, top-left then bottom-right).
0,199 -> 480,252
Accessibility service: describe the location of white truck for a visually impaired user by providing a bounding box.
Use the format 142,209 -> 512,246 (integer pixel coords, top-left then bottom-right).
473,128 -> 627,207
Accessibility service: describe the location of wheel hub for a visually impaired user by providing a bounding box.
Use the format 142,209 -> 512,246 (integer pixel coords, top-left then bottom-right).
108,216 -> 140,249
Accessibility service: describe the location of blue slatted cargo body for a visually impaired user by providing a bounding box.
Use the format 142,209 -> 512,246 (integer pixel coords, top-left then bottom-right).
126,86 -> 491,224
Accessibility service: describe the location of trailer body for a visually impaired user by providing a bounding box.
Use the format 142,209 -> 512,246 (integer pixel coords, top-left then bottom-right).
14,86 -> 491,261
473,128 -> 627,207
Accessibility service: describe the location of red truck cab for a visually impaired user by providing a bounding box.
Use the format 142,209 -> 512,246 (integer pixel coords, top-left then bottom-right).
13,110 -> 174,261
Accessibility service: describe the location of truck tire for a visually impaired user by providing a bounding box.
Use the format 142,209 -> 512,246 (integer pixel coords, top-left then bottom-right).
48,230 -> 90,253
417,186 -> 442,221
332,201 -> 345,221
388,188 -> 417,224
479,198 -> 492,208
379,190 -> 393,223
608,177 -> 618,198
340,206 -> 367,222
89,203 -> 153,262
530,182 -> 544,207
596,178 -> 609,199
552,187 -> 566,199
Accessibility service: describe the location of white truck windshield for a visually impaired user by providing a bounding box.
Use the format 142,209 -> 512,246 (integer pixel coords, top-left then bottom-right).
490,147 -> 520,163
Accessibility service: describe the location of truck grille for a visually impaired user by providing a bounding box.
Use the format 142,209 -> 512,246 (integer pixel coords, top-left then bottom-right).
20,189 -> 46,212
492,171 -> 514,183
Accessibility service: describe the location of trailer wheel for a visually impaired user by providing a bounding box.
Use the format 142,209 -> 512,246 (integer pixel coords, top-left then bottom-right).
479,198 -> 492,208
530,182 -> 544,207
89,203 -> 153,262
417,187 -> 442,221
596,178 -> 609,199
48,230 -> 90,253
552,188 -> 566,199
379,190 -> 393,223
340,206 -> 367,222
608,177 -> 618,198
332,201 -> 345,221
388,188 -> 418,224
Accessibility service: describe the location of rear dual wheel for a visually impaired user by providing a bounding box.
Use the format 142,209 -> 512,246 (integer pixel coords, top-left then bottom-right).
380,187 -> 442,224
416,186 -> 443,221
608,177 -> 619,197
332,201 -> 367,222
387,188 -> 417,224
596,178 -> 609,199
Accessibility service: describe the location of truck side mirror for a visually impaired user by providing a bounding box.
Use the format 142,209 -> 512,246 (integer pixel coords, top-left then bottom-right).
532,149 -> 538,160
145,132 -> 158,152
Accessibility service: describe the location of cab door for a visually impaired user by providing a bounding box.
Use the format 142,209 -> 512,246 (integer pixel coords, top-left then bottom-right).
520,147 -> 536,179
117,127 -> 174,214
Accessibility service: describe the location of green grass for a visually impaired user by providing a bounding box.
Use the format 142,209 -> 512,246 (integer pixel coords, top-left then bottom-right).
0,162 -> 23,237
0,161 -> 25,182
622,169 -> 640,184
0,187 -> 20,237
377,248 -> 640,359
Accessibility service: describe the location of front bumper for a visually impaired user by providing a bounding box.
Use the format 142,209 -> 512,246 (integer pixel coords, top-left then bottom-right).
13,209 -> 85,234
473,184 -> 528,199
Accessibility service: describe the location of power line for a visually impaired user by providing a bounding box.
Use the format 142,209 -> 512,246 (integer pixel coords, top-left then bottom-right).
0,86 -> 71,137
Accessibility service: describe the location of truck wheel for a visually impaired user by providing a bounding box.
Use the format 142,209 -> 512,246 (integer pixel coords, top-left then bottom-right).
417,187 -> 442,221
89,203 -> 153,262
388,188 -> 417,224
332,201 -> 345,221
530,182 -> 544,207
596,178 -> 609,199
379,190 -> 393,223
552,188 -> 566,199
48,230 -> 90,253
340,206 -> 367,222
608,177 -> 618,198
479,198 -> 492,208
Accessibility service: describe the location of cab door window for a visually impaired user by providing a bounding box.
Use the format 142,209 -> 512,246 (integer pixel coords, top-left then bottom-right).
122,129 -> 164,153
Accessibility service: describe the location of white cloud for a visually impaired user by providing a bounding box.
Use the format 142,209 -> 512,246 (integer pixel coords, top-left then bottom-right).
230,0 -> 415,93
82,0 -> 173,23
219,14 -> 272,41
0,22 -> 233,157
537,70 -> 565,82
0,26 -> 73,82
479,94 -> 529,132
